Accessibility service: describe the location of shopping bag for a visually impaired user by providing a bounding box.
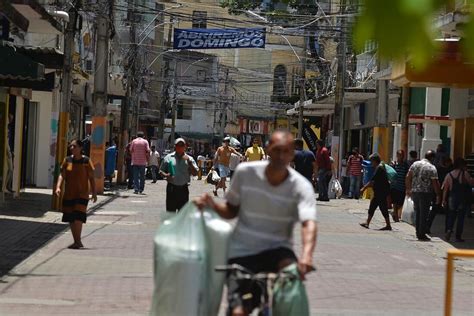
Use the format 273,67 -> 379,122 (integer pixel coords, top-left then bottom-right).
382,163 -> 397,183
328,178 -> 342,199
150,202 -> 232,316
272,263 -> 309,316
205,170 -> 221,185
401,196 -> 415,225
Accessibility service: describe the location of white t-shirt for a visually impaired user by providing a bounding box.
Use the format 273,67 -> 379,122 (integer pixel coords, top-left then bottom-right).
225,161 -> 317,258
149,151 -> 160,166
229,153 -> 241,171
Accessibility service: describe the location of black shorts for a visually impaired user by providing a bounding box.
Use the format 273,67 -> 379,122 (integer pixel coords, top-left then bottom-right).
391,188 -> 405,206
166,183 -> 189,212
226,247 -> 297,312
62,211 -> 87,223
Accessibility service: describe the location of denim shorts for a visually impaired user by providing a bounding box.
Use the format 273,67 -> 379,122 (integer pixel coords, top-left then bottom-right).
217,164 -> 230,178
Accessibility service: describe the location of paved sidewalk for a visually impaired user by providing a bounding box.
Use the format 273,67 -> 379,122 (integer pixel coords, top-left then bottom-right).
0,181 -> 472,315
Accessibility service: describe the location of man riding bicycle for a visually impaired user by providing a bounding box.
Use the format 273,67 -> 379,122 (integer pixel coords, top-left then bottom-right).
195,131 -> 318,316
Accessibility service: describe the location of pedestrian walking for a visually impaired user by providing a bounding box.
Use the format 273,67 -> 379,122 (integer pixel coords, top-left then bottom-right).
131,131 -> 150,194
212,137 -> 241,196
426,156 -> 453,231
245,137 -> 265,161
390,150 -> 409,222
347,147 -> 364,199
194,130 -> 317,316
442,158 -> 474,242
316,140 -> 331,201
406,150 -> 442,241
125,136 -> 136,189
293,138 -> 317,184
55,139 -> 97,249
359,153 -> 392,231
160,138 -> 198,212
407,150 -> 418,167
149,145 -> 160,183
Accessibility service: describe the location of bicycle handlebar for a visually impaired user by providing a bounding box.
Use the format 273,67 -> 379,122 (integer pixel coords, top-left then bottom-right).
215,264 -> 298,281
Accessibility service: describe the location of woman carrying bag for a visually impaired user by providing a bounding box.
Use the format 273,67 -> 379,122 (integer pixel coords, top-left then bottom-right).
442,158 -> 474,242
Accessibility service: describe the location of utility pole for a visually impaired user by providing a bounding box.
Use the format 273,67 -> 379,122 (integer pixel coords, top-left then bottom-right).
220,68 -> 230,138
53,0 -> 79,210
90,1 -> 111,194
400,86 -> 410,155
169,59 -> 178,148
332,0 -> 347,178
297,59 -> 306,138
117,0 -> 136,183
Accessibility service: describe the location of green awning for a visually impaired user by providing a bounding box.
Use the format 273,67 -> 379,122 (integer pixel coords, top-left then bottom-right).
0,45 -> 45,81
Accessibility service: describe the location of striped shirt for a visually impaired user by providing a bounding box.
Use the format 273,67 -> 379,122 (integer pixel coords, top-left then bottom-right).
225,161 -> 317,258
347,154 -> 363,176
392,161 -> 409,192
130,137 -> 150,166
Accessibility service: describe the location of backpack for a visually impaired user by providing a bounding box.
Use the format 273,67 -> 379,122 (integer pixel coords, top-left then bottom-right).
383,163 -> 397,183
449,171 -> 471,209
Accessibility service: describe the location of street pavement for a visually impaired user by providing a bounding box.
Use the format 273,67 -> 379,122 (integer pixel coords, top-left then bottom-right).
0,179 -> 473,315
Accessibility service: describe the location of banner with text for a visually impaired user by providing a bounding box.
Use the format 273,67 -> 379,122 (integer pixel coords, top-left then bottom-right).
174,28 -> 265,50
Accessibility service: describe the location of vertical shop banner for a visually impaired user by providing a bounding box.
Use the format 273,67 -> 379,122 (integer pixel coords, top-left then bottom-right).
174,28 -> 265,50
240,118 -> 248,133
249,120 -> 263,134
302,123 -> 319,153
90,117 -> 106,194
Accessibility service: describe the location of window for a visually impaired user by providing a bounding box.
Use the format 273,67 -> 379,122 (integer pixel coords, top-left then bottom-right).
273,65 -> 287,96
192,11 -> 207,29
196,70 -> 206,82
85,60 -> 93,74
177,100 -> 193,120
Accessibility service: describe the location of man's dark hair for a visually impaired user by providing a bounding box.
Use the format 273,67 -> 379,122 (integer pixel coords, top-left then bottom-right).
397,149 -> 405,156
453,157 -> 466,170
352,147 -> 359,154
425,150 -> 436,161
70,139 -> 83,148
316,140 -> 324,147
137,131 -> 144,138
409,150 -> 417,159
369,153 -> 381,163
294,139 -> 304,149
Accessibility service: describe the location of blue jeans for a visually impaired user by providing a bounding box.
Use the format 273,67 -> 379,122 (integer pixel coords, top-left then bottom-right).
317,169 -> 330,200
133,165 -> 146,192
349,175 -> 362,199
447,199 -> 469,238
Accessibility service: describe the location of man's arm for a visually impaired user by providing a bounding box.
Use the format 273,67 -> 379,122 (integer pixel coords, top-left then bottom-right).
194,194 -> 239,219
405,170 -> 413,196
300,220 -> 317,275
432,178 -> 442,205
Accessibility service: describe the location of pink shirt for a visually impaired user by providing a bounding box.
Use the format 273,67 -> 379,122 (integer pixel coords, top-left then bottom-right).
130,137 -> 150,166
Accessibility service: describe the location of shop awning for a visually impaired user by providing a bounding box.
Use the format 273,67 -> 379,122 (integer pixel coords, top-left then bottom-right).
0,44 -> 45,81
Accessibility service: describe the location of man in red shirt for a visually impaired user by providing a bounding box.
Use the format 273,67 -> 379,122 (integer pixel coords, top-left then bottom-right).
316,140 -> 331,201
347,147 -> 364,199
130,131 -> 150,194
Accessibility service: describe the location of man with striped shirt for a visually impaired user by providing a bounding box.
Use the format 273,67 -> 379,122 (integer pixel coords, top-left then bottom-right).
347,148 -> 364,199
130,131 -> 150,194
195,130 -> 318,316
391,150 -> 409,222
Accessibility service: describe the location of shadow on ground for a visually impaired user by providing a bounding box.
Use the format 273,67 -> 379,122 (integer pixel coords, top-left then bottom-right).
428,211 -> 474,249
0,219 -> 67,277
0,192 -> 52,218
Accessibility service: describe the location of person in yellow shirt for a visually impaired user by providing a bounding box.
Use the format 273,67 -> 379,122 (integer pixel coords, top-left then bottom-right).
245,137 -> 265,162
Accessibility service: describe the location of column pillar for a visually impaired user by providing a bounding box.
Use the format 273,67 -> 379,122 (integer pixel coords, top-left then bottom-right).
420,87 -> 442,156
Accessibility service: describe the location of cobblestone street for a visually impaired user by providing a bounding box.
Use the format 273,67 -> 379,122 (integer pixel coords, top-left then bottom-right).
0,179 -> 473,315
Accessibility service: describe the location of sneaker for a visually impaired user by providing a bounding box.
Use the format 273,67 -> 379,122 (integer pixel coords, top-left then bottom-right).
418,235 -> 431,241
134,191 -> 139,194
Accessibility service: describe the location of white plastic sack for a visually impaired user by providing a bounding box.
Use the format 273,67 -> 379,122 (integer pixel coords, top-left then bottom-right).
150,202 -> 232,316
328,178 -> 343,199
206,170 -> 221,185
401,196 -> 415,225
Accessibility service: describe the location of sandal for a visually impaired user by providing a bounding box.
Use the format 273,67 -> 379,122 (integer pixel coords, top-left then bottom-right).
68,243 -> 81,249
359,223 -> 369,229
379,226 -> 392,231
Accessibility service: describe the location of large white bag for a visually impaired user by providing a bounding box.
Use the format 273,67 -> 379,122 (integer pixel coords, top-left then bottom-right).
150,202 -> 232,316
401,196 -> 415,225
328,178 -> 343,199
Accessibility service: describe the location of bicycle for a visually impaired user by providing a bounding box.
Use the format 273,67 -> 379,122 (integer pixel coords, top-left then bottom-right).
215,263 -> 313,316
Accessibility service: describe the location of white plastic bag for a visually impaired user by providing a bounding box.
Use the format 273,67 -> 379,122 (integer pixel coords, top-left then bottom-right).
328,178 -> 343,199
206,170 -> 221,185
401,196 -> 415,225
151,202 -> 232,316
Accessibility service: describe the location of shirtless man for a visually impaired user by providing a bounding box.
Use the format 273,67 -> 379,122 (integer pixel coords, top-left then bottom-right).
213,137 -> 241,196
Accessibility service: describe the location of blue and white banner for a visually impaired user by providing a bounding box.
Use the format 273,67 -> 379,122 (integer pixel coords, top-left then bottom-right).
174,28 -> 265,50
